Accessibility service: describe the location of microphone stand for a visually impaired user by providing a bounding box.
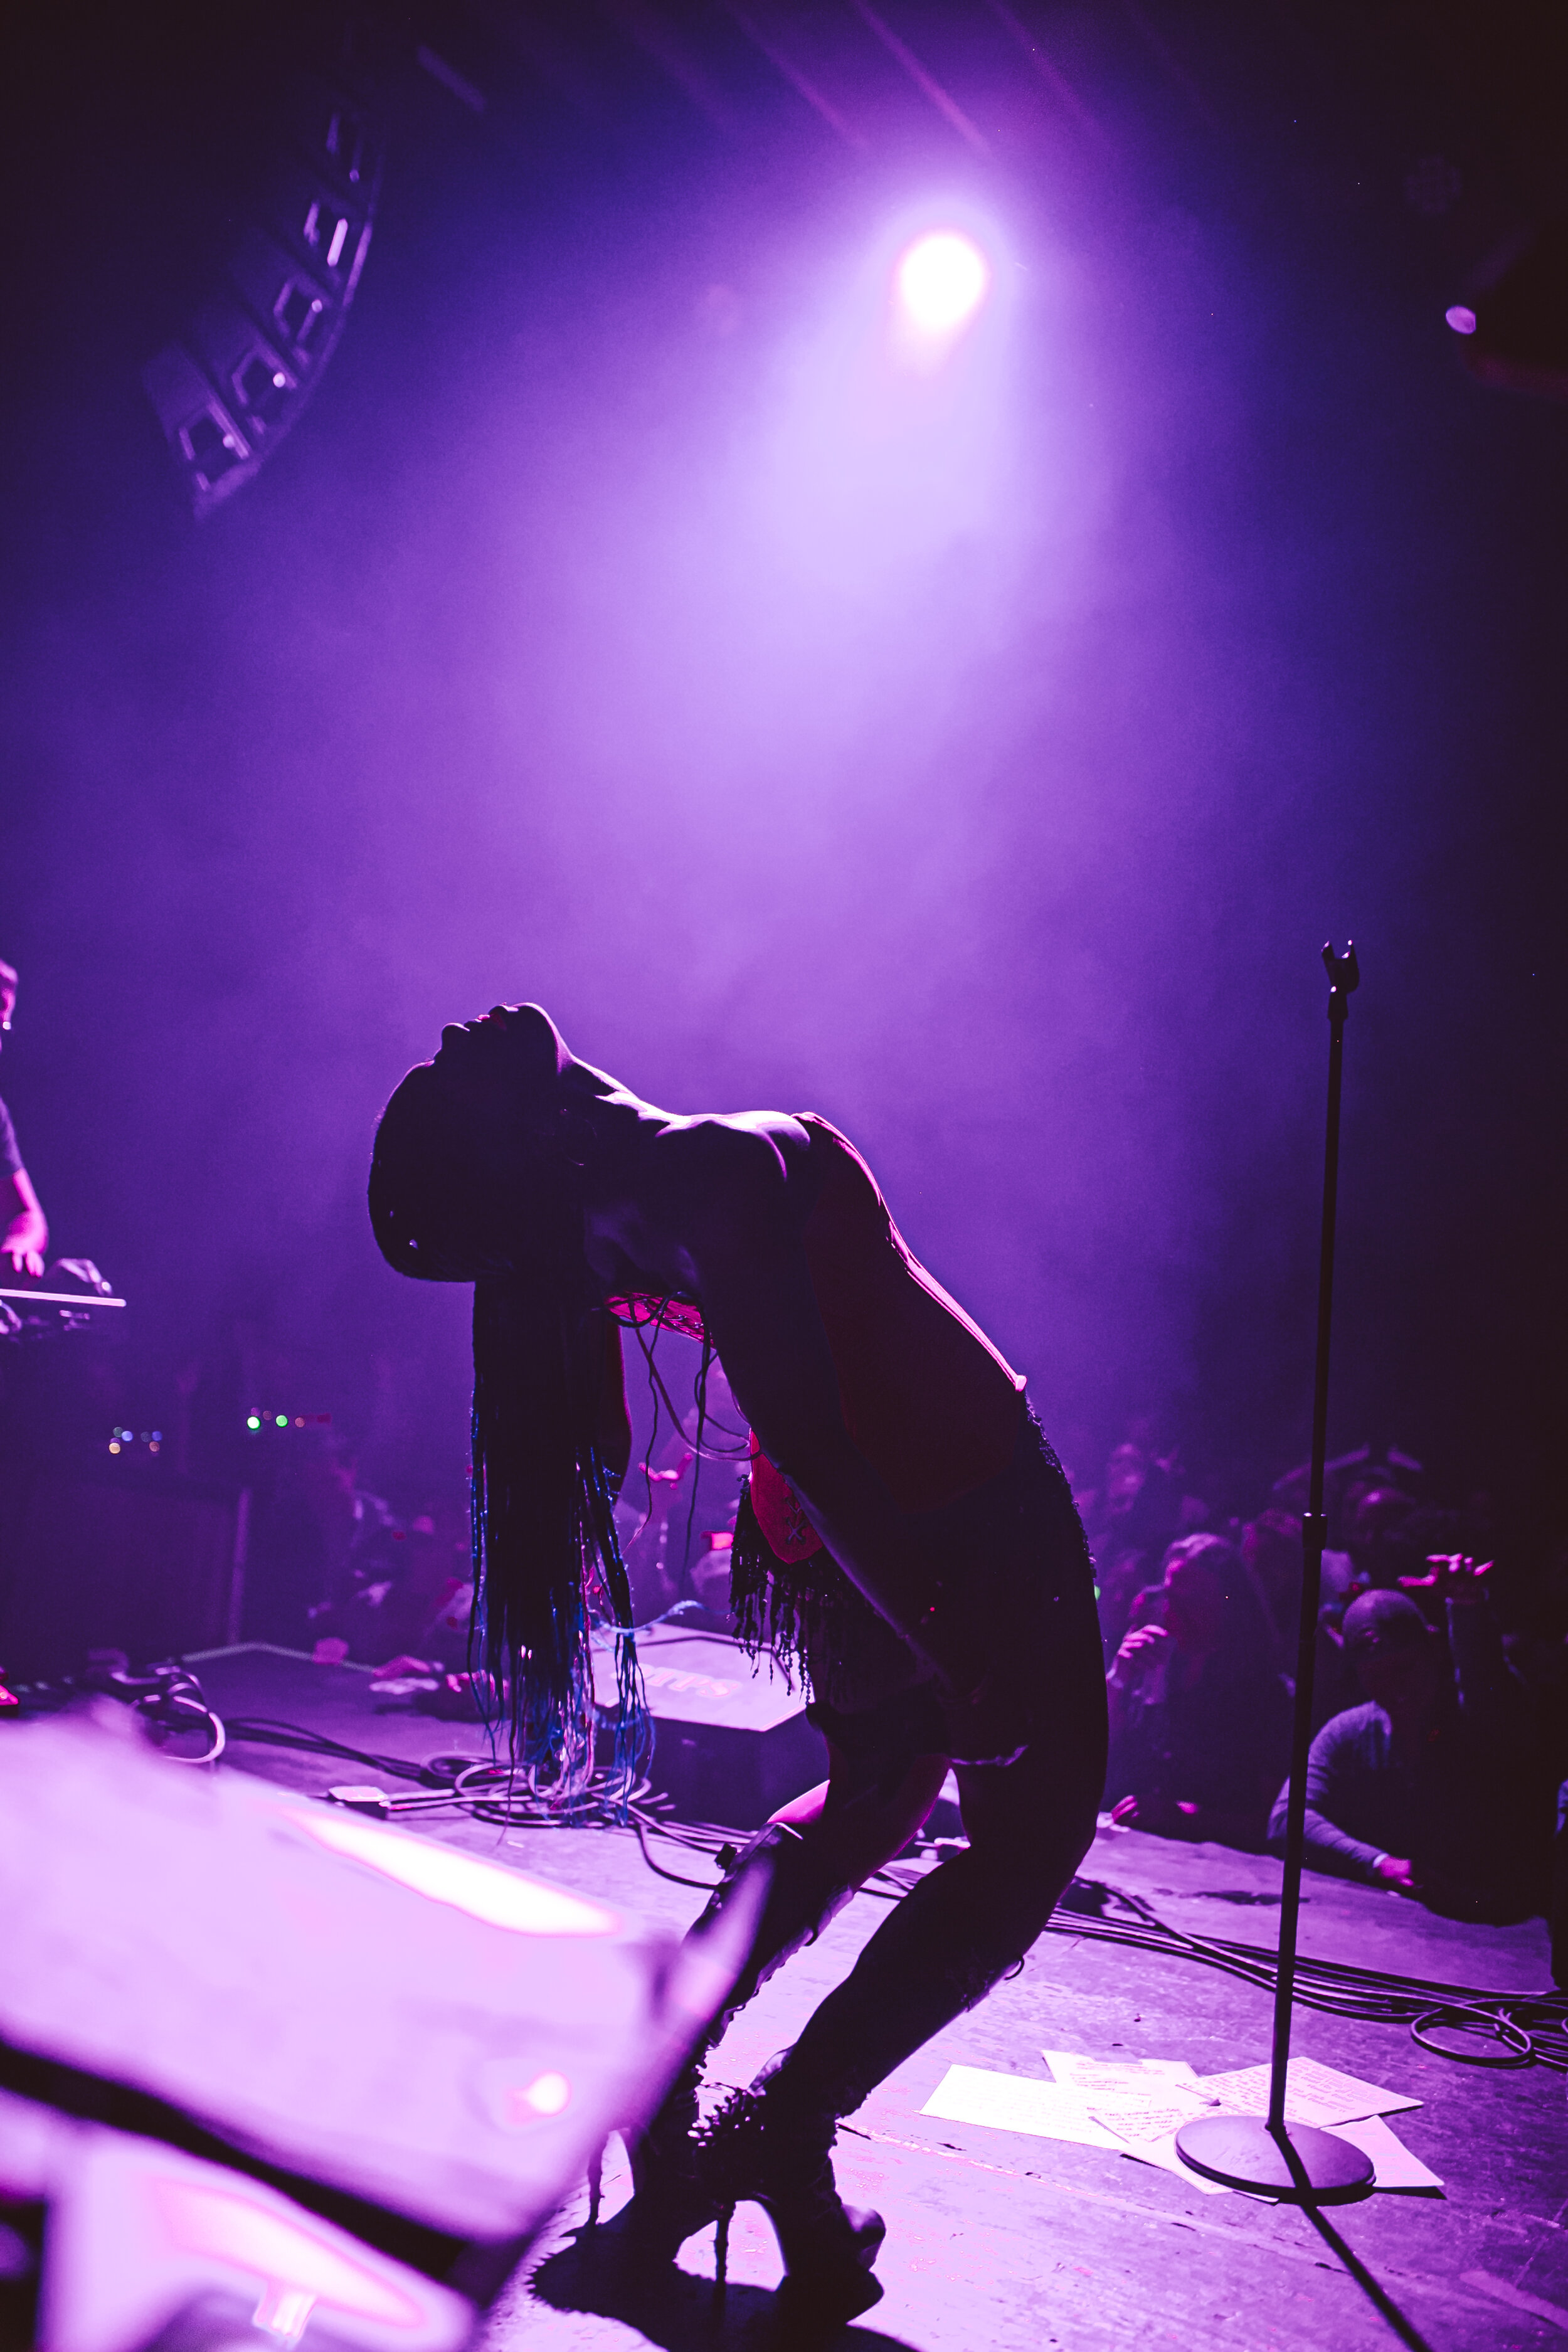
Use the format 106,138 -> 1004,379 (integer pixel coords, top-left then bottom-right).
1173,943 -> 1374,2201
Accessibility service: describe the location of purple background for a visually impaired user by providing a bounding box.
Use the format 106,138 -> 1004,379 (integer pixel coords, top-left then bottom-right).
0,5 -> 1561,1542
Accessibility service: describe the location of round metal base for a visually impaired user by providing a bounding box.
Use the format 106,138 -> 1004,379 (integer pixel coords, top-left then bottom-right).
1173,2115 -> 1375,2202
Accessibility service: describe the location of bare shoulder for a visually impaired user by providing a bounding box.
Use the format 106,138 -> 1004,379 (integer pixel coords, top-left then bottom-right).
657,1113 -> 815,1255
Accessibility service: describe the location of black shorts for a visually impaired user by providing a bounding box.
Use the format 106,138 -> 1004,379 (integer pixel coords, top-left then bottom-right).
737,1405 -> 1098,1724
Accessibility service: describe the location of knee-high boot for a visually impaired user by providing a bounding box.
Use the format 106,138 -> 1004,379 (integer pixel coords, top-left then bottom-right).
624,1818 -> 886,2320
628,1817 -> 856,2196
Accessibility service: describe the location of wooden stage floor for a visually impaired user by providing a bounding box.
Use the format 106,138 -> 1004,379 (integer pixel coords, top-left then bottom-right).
200,1648 -> 1567,2352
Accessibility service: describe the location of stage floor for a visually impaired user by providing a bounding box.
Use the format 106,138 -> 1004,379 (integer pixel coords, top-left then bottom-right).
198,1646 -> 1567,2352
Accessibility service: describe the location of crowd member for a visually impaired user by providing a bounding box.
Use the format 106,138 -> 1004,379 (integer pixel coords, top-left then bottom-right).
1082,1436 -> 1185,1666
1308,1485 -> 1433,1726
1239,1507 -> 1302,1675
1498,1581 -> 1568,1982
1269,1559 -> 1540,1920
1104,1533 -> 1291,1848
1343,1483 -> 1423,1591
0,958 -> 50,1278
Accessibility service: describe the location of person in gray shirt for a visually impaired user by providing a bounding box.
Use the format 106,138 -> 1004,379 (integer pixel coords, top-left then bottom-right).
1269,1564 -> 1539,1920
0,958 -> 49,1279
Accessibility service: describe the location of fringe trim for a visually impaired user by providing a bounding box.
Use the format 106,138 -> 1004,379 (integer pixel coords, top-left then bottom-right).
729,1476 -> 908,1700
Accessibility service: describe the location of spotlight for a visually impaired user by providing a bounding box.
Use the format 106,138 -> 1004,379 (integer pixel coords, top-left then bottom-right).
895,231 -> 990,338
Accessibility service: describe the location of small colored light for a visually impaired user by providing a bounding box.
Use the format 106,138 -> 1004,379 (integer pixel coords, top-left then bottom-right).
148,1441 -> 160,1453
896,231 -> 990,337
247,1416 -> 262,1430
521,2070 -> 571,2117
1445,304 -> 1477,335
276,1414 -> 289,1428
109,1441 -> 121,1454
295,1416 -> 305,1427
151,1430 -> 162,1442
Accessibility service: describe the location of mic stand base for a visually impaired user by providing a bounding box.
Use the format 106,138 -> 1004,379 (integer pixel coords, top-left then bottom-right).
1174,2113 -> 1374,2202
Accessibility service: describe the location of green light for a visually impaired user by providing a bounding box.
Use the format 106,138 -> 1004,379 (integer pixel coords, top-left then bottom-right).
275,1414 -> 289,1428
246,1416 -> 262,1431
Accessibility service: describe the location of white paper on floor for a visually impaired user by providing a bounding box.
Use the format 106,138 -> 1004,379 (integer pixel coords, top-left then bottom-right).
919,2060 -> 1232,2194
921,2049 -> 1438,2201
1331,2112 -> 1443,2191
1039,2051 -> 1231,2193
1190,2055 -> 1422,2129
921,2063 -> 1124,2150
1042,2051 -> 1209,2139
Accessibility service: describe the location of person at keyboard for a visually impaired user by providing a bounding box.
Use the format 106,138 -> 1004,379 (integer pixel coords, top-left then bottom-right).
0,957 -> 50,1280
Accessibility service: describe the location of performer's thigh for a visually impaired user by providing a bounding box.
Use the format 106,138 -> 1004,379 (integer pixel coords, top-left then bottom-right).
953,1618 -> 1108,1907
953,1722 -> 1101,1875
771,1740 -> 948,1869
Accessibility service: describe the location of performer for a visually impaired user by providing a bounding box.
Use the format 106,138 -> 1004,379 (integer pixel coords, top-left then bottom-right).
369,1005 -> 1106,2324
0,960 -> 49,1279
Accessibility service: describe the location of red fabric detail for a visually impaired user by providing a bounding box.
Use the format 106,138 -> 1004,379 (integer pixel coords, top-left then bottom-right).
607,1293 -> 707,1343
798,1116 -> 1024,1513
748,1429 -> 825,1562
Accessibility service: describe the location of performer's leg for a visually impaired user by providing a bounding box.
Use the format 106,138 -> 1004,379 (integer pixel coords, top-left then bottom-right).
669,1690 -> 1103,2321
754,1700 -> 1104,2123
630,1742 -> 945,2180
755,1508 -> 1109,2121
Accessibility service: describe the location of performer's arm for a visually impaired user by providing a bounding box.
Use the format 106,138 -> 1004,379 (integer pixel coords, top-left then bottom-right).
3,1167 -> 47,1278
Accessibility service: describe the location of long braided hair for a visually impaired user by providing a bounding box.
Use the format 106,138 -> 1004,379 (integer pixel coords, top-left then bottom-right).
368,1006 -> 647,1801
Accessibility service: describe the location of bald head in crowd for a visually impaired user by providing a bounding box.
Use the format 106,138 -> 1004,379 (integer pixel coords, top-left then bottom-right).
1342,1587 -> 1443,1721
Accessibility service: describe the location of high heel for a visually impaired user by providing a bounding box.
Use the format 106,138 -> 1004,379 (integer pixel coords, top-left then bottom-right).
619,2061 -> 710,2261
617,1821 -> 854,2268
689,2087 -> 886,2324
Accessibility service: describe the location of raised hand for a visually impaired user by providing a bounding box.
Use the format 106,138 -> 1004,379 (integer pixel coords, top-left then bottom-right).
1113,1621 -> 1170,1676
1399,1553 -> 1493,1608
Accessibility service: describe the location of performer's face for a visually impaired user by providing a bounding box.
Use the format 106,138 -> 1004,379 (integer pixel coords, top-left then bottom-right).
421,1015 -> 527,1162
0,970 -> 15,1045
415,1013 -> 572,1282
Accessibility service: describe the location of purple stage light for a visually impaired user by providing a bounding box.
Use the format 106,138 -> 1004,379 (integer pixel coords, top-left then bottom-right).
895,230 -> 990,339
1444,304 -> 1477,335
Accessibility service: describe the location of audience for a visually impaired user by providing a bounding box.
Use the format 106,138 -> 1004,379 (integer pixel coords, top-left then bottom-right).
1239,1507 -> 1303,1675
243,1391 -> 1565,1963
1104,1534 -> 1292,1850
1080,1433 -> 1190,1666
1266,1563 -> 1540,1920
1083,1423 -> 1564,1967
1496,1582 -> 1568,1983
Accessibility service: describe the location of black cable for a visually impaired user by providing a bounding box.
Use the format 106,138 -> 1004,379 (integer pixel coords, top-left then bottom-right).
1044,1879 -> 1568,2070
218,1715 -> 919,1894
215,1716 -> 1566,2072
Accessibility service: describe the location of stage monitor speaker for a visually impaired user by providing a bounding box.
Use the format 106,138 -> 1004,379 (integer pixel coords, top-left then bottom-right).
0,1708 -> 748,2348
594,1624 -> 827,1829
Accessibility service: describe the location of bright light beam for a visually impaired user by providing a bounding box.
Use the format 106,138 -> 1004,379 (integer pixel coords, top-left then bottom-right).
895,231 -> 990,339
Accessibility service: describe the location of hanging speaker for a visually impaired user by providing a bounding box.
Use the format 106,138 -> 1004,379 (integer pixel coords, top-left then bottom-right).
140,21 -> 386,517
